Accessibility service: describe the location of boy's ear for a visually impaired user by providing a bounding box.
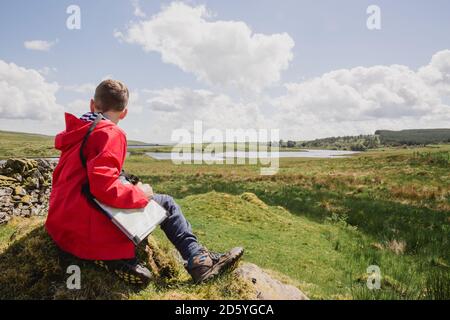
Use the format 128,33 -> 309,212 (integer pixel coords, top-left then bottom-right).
90,99 -> 95,112
119,108 -> 128,120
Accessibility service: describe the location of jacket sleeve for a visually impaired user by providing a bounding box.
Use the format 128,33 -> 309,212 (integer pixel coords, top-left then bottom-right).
86,150 -> 149,209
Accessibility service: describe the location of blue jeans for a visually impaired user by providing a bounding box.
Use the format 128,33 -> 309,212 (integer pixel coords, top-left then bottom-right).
152,194 -> 201,260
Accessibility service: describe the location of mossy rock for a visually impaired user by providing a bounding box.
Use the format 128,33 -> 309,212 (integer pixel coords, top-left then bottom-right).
0,175 -> 16,182
2,159 -> 38,175
14,186 -> 26,196
20,195 -> 32,204
145,236 -> 181,282
0,218 -> 253,300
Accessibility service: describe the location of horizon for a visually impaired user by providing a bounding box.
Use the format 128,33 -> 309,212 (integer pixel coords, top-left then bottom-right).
2,127 -> 449,145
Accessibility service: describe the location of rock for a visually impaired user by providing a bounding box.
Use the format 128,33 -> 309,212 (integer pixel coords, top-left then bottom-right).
0,212 -> 10,225
31,205 -> 43,216
12,207 -> 21,216
0,175 -> 16,182
0,187 -> 13,196
0,196 -> 11,205
4,159 -> 38,175
0,176 -> 17,188
234,263 -> 308,300
30,191 -> 39,203
11,173 -> 23,182
0,158 -> 55,223
21,195 -> 32,204
21,209 -> 31,217
0,159 -> 56,223
24,176 -> 40,190
14,186 -> 27,196
37,159 -> 53,171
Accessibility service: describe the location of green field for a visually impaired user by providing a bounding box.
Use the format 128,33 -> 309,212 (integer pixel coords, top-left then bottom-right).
0,130 -> 150,158
0,131 -> 449,300
124,145 -> 450,299
0,130 -> 57,158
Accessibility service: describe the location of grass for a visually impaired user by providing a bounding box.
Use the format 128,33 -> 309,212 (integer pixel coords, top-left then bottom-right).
0,130 -> 151,159
0,130 -> 449,300
0,130 -> 57,158
0,217 -> 255,300
123,145 -> 450,299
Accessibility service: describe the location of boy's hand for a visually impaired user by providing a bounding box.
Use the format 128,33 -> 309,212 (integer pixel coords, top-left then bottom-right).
137,182 -> 154,199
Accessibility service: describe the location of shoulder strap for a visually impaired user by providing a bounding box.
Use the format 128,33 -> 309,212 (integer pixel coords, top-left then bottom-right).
78,113 -> 112,219
79,113 -> 104,168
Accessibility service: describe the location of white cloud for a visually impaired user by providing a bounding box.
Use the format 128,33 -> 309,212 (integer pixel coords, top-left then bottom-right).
115,2 -> 294,91
37,66 -> 58,76
64,89 -> 144,117
101,74 -> 115,81
0,60 -> 62,120
64,83 -> 96,95
128,90 -> 144,113
146,87 -> 260,127
131,0 -> 146,17
65,99 -> 88,116
63,76 -> 120,96
272,50 -> 450,140
24,39 -> 57,52
135,87 -> 263,142
124,50 -> 450,142
418,49 -> 450,96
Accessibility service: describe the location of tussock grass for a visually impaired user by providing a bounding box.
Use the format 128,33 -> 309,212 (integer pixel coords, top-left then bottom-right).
0,131 -> 57,159
122,145 -> 449,299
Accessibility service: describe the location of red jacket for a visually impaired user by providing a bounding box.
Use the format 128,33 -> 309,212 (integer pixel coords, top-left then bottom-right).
45,113 -> 149,260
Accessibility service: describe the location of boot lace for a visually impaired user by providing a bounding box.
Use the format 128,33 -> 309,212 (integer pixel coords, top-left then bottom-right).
198,248 -> 223,262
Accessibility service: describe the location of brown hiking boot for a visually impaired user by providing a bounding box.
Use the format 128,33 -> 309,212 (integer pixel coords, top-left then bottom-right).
94,258 -> 152,285
185,247 -> 244,283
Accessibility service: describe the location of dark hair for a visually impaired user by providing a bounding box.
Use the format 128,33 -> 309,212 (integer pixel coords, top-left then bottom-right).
94,79 -> 129,112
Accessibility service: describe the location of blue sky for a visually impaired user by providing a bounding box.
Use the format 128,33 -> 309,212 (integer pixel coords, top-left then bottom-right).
0,0 -> 449,142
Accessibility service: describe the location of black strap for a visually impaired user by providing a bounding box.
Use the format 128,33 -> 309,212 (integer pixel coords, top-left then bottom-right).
78,113 -> 113,219
79,113 -> 104,168
79,113 -> 139,184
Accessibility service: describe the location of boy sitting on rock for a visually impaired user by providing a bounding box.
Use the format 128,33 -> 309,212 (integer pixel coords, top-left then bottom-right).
46,79 -> 243,285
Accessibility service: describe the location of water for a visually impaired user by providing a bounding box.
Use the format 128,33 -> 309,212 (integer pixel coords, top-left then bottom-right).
128,145 -> 165,149
146,149 -> 358,160
0,150 -> 358,165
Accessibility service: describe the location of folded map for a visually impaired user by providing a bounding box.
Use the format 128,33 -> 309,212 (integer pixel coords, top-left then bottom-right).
94,198 -> 168,245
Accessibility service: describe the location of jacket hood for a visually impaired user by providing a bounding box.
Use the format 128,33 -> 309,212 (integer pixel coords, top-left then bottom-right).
55,113 -> 117,151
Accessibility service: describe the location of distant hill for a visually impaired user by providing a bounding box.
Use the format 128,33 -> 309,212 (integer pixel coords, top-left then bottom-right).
290,128 -> 450,151
0,130 -> 56,158
294,135 -> 380,151
375,129 -> 450,146
0,130 -> 153,158
127,140 -> 153,146
0,130 -> 53,141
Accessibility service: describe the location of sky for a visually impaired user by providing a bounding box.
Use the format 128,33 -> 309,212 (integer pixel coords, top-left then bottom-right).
0,0 -> 449,143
